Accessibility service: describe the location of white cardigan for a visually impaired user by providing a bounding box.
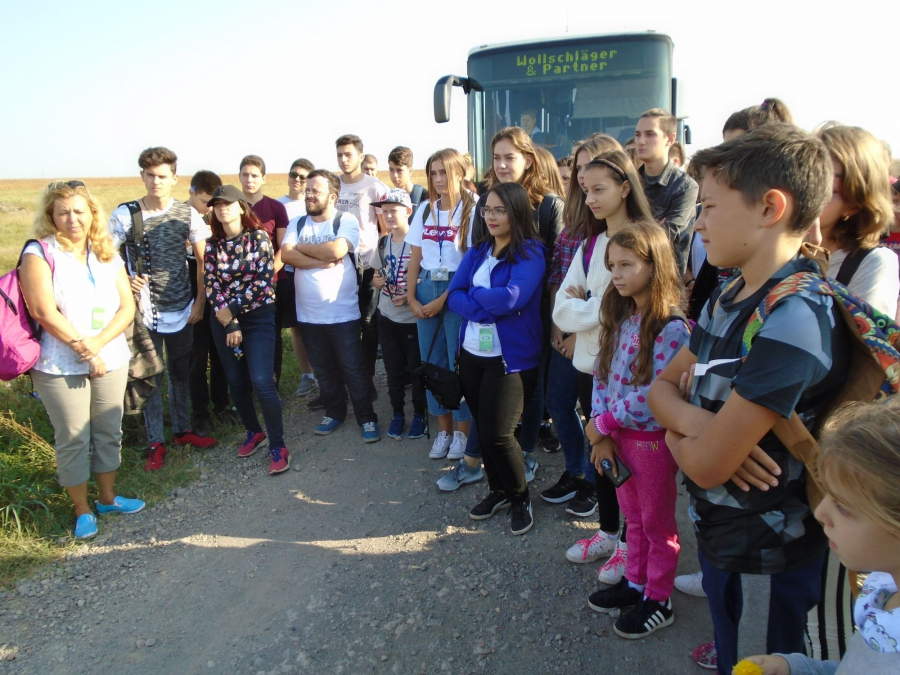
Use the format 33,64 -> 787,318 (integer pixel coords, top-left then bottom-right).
552,234 -> 612,374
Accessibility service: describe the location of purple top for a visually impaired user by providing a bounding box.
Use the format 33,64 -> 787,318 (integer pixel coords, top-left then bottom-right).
592,314 -> 690,434
582,234 -> 600,272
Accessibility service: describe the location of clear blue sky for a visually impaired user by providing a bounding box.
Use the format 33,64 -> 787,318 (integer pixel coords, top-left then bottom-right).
1,0 -> 897,179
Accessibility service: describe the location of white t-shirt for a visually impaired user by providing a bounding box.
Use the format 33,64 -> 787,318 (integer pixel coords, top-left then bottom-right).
336,174 -> 388,264
282,211 -> 361,324
689,231 -> 707,276
463,255 -> 502,357
25,238 -> 131,375
827,247 -> 900,318
277,196 -> 306,221
108,198 -> 211,333
405,198 -> 476,272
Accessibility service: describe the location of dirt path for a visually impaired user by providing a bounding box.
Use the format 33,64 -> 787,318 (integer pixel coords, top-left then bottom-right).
0,368 -> 769,674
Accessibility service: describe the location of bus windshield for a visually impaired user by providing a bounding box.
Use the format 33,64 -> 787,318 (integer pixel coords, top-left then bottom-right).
467,37 -> 671,173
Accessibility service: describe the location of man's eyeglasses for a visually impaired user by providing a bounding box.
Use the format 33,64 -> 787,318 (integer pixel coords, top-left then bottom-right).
289,172 -> 309,181
48,180 -> 86,190
304,189 -> 327,197
480,207 -> 507,218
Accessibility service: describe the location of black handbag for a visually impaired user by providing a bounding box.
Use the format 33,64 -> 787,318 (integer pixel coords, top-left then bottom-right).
414,314 -> 462,411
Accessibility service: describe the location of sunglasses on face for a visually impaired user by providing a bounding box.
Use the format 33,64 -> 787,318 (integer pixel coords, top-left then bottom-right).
48,180 -> 86,190
289,172 -> 308,181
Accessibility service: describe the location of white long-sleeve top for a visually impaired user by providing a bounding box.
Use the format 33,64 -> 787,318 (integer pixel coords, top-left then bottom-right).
552,233 -> 612,374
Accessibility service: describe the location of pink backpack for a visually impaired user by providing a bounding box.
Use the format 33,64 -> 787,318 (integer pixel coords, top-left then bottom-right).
0,239 -> 54,380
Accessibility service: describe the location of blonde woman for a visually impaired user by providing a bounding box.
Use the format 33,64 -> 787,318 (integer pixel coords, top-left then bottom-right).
20,181 -> 143,540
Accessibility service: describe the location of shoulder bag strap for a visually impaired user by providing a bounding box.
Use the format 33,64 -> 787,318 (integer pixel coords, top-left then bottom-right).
835,246 -> 875,286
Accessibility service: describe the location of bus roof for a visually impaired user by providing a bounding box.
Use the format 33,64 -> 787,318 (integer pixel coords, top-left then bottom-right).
467,32 -> 673,59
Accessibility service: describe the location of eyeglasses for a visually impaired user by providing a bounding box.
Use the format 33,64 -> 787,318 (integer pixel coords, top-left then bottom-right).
304,189 -> 328,197
480,207 -> 507,218
289,172 -> 309,181
48,180 -> 86,190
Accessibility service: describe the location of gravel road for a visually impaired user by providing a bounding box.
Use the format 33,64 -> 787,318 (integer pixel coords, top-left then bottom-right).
0,368 -> 769,674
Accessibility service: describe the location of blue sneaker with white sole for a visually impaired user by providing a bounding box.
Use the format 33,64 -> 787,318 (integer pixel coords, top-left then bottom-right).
95,496 -> 146,515
315,416 -> 343,435
524,452 -> 538,483
387,415 -> 405,440
361,421 -> 381,443
408,414 -> 427,440
74,513 -> 98,540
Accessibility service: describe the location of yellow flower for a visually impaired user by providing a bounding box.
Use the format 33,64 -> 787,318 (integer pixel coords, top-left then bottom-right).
732,660 -> 763,675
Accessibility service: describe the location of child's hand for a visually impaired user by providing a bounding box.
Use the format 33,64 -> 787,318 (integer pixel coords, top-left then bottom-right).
409,299 -> 426,319
678,364 -> 696,401
565,284 -> 586,300
585,417 -> 603,446
372,272 -> 387,289
591,436 -> 617,474
559,334 -> 576,359
729,446 -> 781,492
734,655 -> 790,675
422,296 -> 445,317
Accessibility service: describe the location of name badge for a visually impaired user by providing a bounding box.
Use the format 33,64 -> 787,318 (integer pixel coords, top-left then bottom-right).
431,267 -> 449,281
91,308 -> 106,331
478,326 -> 494,352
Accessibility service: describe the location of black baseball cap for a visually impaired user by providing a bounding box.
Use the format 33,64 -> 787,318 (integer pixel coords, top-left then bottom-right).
207,184 -> 244,206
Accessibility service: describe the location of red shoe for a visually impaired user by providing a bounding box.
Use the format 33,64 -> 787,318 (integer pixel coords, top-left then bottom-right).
691,641 -> 717,670
238,431 -> 267,458
145,443 -> 167,471
267,446 -> 290,474
173,430 -> 217,449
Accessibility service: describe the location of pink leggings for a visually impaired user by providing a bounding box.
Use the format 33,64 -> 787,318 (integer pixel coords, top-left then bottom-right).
612,428 -> 680,601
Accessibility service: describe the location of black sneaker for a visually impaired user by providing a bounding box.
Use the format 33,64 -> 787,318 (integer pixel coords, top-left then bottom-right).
588,578 -> 643,614
510,500 -> 533,535
539,422 -> 560,452
540,471 -> 580,504
307,394 -> 326,411
613,597 -> 674,639
565,483 -> 598,517
469,492 -> 511,520
193,417 -> 212,439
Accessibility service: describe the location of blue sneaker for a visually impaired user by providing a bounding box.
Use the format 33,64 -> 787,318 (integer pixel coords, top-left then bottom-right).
408,414 -> 427,440
315,416 -> 343,435
524,451 -> 538,483
361,421 -> 381,443
387,415 -> 405,440
95,496 -> 146,515
74,513 -> 98,540
437,458 -> 484,491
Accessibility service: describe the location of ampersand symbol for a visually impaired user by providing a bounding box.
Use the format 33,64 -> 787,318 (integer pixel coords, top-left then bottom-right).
527,65 -> 535,76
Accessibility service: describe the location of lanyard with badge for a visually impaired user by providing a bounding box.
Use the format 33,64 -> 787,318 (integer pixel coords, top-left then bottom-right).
476,252 -> 496,352
385,238 -> 407,298
432,197 -> 461,281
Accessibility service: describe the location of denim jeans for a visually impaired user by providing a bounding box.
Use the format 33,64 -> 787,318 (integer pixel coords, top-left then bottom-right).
414,271 -> 471,422
458,349 -> 537,504
210,306 -> 285,447
519,341 -> 552,452
545,349 -> 592,478
299,319 -> 377,426
144,322 -> 193,445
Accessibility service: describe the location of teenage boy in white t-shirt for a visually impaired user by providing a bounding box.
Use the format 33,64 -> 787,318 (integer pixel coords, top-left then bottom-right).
281,170 -> 380,443
108,147 -> 217,471
335,134 -> 388,395
277,158 -> 317,398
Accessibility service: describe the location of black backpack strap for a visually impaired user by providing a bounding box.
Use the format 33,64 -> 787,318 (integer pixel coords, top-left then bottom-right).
331,211 -> 343,237
120,201 -> 145,276
836,246 -> 875,286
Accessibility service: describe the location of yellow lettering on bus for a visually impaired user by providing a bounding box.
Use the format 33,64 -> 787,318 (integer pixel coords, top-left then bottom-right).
610,49 -> 618,58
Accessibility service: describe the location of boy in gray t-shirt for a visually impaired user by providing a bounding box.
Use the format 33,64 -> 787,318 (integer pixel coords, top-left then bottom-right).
369,190 -> 427,441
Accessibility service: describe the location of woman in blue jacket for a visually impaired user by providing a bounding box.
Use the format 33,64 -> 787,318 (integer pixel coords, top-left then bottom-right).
448,182 -> 546,535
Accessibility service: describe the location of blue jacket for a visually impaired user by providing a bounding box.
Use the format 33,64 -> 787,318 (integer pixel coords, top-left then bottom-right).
447,239 -> 546,373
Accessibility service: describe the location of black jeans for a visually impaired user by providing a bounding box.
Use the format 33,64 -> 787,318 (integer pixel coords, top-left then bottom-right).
188,257 -> 229,419
458,349 -> 537,504
210,306 -> 284,447
378,313 -> 426,416
299,320 -> 377,425
359,268 -> 379,383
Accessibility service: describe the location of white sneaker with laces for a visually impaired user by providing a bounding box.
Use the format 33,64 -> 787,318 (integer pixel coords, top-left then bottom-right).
674,571 -> 707,597
597,541 -> 628,585
429,431 -> 452,459
565,529 -> 619,563
447,431 -> 467,460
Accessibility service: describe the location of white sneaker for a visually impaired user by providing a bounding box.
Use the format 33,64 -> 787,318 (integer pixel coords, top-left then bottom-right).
597,541 -> 628,585
447,431 -> 467,460
674,571 -> 706,597
565,529 -> 619,564
429,431 -> 452,459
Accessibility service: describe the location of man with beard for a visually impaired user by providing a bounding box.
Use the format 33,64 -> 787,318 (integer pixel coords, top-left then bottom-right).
280,170 -> 381,443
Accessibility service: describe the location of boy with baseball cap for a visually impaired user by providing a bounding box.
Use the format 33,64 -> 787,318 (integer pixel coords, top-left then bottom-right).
369,189 -> 427,440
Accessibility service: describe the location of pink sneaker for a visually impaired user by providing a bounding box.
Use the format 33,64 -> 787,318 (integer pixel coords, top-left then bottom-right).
267,446 -> 290,475
691,641 -> 717,670
238,431 -> 267,458
597,541 -> 628,584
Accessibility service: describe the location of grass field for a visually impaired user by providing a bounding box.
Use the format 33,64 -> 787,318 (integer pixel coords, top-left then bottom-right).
0,169 -> 425,586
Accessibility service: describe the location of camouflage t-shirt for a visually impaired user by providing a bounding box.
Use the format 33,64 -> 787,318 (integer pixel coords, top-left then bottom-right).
687,255 -> 850,574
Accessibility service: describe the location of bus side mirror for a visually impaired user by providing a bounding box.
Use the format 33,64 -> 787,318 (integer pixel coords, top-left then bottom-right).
434,75 -> 470,124
684,125 -> 692,145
